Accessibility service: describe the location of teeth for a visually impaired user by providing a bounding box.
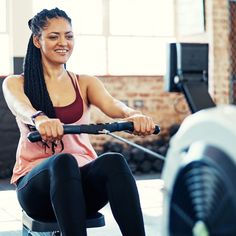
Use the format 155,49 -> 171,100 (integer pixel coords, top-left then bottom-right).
55,50 -> 67,53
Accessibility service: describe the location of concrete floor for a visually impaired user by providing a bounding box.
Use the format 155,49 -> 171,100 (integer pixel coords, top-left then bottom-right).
0,175 -> 163,236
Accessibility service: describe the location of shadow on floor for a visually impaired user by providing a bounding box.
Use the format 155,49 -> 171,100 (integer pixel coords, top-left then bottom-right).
0,231 -> 21,236
0,178 -> 15,191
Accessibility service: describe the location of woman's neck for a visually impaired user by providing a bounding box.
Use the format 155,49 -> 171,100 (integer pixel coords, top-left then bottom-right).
43,64 -> 67,81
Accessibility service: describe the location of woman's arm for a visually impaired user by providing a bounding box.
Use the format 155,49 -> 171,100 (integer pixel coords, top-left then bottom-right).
84,75 -> 138,118
2,75 -> 37,125
2,75 -> 63,141
84,75 -> 155,135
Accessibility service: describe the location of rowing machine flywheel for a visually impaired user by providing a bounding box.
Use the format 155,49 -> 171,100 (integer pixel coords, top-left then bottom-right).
162,105 -> 236,236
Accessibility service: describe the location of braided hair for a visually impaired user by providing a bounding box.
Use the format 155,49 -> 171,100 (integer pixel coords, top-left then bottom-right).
24,8 -> 72,118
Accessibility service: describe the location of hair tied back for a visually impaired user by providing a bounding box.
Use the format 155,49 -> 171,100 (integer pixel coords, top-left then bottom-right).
28,19 -> 32,30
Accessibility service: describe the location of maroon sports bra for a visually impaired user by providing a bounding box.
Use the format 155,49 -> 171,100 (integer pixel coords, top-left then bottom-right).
54,72 -> 84,124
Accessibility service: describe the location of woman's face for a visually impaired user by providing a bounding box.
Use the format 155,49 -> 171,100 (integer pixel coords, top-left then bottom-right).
34,17 -> 74,66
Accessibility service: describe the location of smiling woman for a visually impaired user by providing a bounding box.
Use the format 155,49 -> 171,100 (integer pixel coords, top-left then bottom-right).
2,7 -> 156,236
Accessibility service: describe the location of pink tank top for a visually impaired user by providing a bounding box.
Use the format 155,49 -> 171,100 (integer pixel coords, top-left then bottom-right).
11,74 -> 97,184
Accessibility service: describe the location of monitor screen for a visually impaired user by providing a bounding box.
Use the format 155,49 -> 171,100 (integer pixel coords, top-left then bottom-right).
165,43 -> 209,92
177,43 -> 208,73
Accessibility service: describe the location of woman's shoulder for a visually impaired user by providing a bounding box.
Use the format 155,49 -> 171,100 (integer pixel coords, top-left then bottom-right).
4,74 -> 24,81
76,73 -> 97,81
3,74 -> 24,88
71,72 -> 98,86
67,71 -> 101,89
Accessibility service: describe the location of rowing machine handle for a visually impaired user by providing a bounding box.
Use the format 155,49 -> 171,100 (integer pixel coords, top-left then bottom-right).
27,121 -> 161,143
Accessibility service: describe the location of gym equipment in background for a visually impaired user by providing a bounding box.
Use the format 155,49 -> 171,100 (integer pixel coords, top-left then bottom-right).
165,43 -> 215,113
162,105 -> 236,236
0,77 -> 20,178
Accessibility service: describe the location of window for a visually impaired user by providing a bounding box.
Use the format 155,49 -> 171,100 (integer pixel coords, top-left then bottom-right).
108,37 -> 167,75
0,0 -> 7,32
33,0 -> 175,75
0,35 -> 11,75
177,0 -> 205,35
33,0 -> 103,35
0,0 -> 11,75
109,0 -> 174,36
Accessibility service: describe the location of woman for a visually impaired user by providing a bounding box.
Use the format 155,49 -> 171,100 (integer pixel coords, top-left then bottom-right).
2,8 -> 155,236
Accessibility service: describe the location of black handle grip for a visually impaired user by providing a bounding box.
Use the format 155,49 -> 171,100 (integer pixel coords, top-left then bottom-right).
27,121 -> 160,142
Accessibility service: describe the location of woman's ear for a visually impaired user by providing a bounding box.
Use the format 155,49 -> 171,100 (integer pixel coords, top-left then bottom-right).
33,35 -> 41,48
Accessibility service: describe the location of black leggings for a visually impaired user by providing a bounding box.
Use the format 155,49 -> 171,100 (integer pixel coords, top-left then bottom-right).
16,152 -> 146,236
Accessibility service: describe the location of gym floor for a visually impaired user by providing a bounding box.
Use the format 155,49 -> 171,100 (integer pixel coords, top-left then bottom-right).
0,174 -> 163,236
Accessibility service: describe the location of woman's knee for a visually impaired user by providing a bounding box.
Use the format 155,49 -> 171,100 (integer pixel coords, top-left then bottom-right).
98,152 -> 131,175
50,153 -> 80,178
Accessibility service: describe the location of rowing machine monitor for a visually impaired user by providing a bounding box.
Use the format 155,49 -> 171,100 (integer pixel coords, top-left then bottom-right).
165,43 -> 215,113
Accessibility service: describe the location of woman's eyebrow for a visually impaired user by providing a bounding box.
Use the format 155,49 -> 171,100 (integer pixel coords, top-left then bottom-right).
49,31 -> 73,35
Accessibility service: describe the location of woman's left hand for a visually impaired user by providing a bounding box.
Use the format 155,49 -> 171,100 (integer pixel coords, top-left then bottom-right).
123,113 -> 156,136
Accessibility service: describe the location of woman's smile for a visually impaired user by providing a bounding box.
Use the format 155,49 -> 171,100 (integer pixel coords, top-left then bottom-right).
54,48 -> 69,55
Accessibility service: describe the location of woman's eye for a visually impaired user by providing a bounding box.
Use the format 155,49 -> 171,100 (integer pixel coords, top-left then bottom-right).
49,36 -> 58,40
66,35 -> 74,40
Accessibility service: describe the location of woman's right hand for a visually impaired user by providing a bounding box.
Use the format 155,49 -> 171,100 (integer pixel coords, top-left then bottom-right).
34,116 -> 64,142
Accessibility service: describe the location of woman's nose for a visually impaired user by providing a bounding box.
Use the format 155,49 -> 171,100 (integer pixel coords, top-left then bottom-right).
58,37 -> 67,45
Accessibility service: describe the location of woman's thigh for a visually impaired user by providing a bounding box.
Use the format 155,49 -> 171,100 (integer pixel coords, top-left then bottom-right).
16,162 -> 54,220
16,153 -> 79,220
80,152 -> 131,214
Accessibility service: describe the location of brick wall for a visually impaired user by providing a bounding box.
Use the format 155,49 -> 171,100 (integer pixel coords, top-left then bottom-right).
229,0 -> 236,103
211,0 -> 231,104
89,76 -> 190,151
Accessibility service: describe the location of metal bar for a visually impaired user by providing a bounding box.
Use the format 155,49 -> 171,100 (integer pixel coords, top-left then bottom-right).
101,129 -> 165,161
